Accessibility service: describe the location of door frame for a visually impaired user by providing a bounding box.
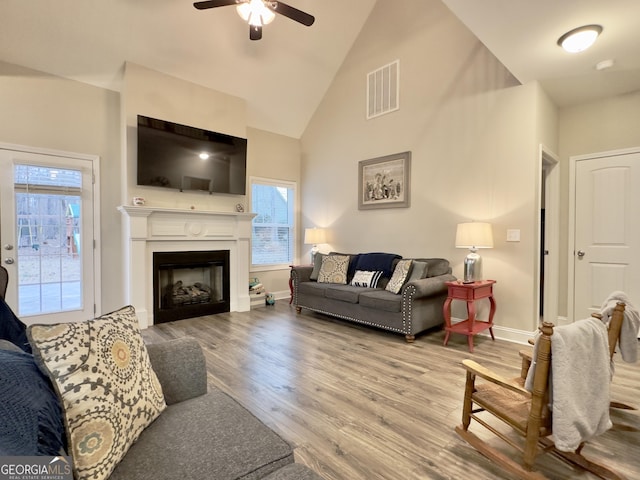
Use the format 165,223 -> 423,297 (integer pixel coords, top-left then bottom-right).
538,145 -> 559,326
567,146 -> 640,321
0,142 -> 101,317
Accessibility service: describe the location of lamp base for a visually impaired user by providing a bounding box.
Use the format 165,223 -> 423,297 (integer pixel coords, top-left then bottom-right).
310,245 -> 319,265
463,251 -> 483,283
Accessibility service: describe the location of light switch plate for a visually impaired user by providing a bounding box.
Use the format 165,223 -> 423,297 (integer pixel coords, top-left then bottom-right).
507,229 -> 521,242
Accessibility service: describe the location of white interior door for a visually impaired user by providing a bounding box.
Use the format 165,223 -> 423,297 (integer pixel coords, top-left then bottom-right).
571,149 -> 640,321
0,147 -> 97,324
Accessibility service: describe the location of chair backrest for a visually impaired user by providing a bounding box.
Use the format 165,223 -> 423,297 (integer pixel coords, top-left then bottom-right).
591,301 -> 625,360
526,321 -> 554,438
0,265 -> 7,300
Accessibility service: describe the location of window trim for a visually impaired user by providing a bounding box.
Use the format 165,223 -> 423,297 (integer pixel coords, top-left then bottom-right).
249,176 -> 297,272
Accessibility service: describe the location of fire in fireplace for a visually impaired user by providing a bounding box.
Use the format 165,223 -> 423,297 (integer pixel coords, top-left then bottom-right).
153,250 -> 230,323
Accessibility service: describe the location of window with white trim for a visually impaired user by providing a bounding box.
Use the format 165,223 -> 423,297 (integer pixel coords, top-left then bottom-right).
250,177 -> 295,269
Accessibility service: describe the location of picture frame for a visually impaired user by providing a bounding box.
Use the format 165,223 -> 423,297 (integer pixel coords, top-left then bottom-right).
358,151 -> 411,210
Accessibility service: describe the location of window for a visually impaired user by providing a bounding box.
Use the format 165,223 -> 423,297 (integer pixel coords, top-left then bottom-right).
251,177 -> 296,269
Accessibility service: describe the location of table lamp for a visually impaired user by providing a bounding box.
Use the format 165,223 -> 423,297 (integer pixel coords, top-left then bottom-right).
304,227 -> 327,264
455,222 -> 493,283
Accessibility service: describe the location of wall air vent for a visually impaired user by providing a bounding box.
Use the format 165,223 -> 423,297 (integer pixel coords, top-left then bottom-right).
367,60 -> 399,120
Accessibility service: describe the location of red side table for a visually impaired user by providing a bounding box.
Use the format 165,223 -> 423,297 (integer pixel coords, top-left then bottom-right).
443,280 -> 496,352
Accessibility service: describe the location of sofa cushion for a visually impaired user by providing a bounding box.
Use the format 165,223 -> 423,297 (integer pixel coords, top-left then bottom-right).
0,347 -> 66,456
109,389 -> 294,480
298,281 -> 331,297
309,253 -> 326,281
350,270 -> 383,288
424,258 -> 451,277
386,259 -> 413,294
28,305 -> 166,480
408,260 -> 428,282
325,285 -> 366,304
353,253 -> 401,277
358,290 -> 402,313
317,254 -> 350,284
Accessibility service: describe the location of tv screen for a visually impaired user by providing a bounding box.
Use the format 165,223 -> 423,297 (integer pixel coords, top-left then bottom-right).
137,115 -> 247,195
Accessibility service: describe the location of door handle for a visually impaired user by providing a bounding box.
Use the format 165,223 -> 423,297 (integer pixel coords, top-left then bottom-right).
4,244 -> 13,250
576,250 -> 586,258
4,257 -> 14,265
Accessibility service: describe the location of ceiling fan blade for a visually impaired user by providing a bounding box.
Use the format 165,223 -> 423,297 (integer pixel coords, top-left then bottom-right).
250,25 -> 263,40
193,0 -> 238,10
269,1 -> 315,26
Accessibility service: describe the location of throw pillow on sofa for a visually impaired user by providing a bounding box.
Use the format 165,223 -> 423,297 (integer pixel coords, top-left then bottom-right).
407,260 -> 428,282
350,270 -> 383,288
27,305 -> 166,480
317,254 -> 350,284
309,252 -> 326,281
386,259 -> 413,294
0,343 -> 66,456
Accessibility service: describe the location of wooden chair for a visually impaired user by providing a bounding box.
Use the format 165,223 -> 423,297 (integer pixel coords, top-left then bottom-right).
455,319 -> 627,480
520,303 -> 636,416
0,265 -> 7,300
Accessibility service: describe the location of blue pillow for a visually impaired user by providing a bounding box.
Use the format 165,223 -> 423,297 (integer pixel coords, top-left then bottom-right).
0,348 -> 66,455
353,253 -> 401,278
0,297 -> 31,353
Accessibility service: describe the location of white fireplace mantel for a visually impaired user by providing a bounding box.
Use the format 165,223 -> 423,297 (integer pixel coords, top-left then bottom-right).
119,205 -> 256,328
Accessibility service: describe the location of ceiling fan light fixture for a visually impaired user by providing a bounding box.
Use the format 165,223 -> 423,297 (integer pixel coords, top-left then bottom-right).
557,24 -> 603,53
237,0 -> 275,27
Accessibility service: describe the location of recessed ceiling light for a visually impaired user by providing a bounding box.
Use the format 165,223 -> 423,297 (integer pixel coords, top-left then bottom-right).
557,25 -> 603,53
199,152 -> 210,160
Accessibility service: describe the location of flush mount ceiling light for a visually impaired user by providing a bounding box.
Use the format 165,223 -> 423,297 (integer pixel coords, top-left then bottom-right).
557,24 -> 603,53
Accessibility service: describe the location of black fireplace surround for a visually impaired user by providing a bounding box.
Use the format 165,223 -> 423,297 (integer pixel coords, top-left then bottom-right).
153,250 -> 230,323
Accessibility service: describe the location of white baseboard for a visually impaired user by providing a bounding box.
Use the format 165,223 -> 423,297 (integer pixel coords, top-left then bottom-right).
475,316 -> 569,345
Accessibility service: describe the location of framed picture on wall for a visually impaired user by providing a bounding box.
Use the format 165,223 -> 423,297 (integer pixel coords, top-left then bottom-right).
358,151 -> 411,210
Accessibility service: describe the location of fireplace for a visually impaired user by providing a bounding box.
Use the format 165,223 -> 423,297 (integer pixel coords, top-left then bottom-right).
119,205 -> 254,328
153,250 -> 230,323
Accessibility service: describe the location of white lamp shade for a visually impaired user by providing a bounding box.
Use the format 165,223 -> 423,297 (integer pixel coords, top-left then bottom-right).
455,222 -> 493,249
304,228 -> 327,245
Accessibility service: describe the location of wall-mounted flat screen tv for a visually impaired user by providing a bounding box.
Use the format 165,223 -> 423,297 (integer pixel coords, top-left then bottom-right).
137,115 -> 247,195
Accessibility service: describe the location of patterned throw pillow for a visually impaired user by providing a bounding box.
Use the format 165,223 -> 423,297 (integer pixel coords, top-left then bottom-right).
350,270 -> 383,288
317,254 -> 350,284
27,305 -> 166,480
385,259 -> 413,294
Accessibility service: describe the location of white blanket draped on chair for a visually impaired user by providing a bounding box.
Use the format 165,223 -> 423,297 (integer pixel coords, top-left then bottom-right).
601,291 -> 640,363
526,316 -> 612,452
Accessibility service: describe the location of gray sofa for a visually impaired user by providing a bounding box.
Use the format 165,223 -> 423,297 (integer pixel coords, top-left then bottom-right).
0,334 -> 322,480
110,337 -> 322,480
292,255 -> 455,342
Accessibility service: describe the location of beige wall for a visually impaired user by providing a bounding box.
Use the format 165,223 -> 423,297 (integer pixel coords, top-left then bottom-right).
0,61 -> 123,312
0,61 -> 302,312
557,90 -> 640,317
121,64 -> 301,298
121,63 -> 248,211
300,0 -> 558,335
246,127 -> 301,296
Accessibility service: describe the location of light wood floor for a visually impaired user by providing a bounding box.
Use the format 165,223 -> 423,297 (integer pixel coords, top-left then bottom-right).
142,302 -> 640,480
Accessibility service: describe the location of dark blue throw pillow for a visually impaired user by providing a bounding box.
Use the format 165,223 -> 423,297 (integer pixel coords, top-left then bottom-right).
353,253 -> 402,278
0,297 -> 31,353
0,348 -> 66,456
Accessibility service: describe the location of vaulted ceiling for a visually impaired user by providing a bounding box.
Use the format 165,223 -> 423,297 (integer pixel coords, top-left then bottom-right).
1,0 -> 639,138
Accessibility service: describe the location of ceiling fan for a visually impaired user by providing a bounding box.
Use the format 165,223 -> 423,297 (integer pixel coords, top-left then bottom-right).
193,0 -> 315,40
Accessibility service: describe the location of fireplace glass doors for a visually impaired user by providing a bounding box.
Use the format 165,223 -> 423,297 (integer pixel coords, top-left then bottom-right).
153,250 -> 230,323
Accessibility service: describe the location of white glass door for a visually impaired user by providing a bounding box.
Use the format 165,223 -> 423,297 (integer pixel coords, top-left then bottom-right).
0,148 -> 96,324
